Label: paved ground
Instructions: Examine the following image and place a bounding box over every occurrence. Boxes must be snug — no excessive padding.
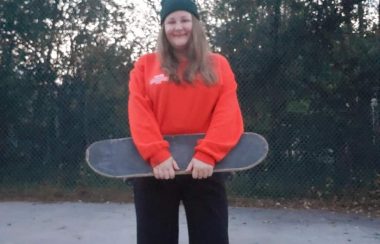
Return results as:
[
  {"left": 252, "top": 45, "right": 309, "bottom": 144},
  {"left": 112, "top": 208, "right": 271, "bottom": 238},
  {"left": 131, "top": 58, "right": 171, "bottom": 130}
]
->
[{"left": 0, "top": 202, "right": 379, "bottom": 244}]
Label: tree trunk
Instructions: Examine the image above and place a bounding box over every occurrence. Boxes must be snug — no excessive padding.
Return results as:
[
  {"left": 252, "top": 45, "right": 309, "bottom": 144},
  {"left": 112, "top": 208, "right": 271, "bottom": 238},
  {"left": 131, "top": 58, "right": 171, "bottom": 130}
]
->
[
  {"left": 378, "top": 1, "right": 380, "bottom": 30},
  {"left": 342, "top": 0, "right": 354, "bottom": 32},
  {"left": 358, "top": 1, "right": 364, "bottom": 35}
]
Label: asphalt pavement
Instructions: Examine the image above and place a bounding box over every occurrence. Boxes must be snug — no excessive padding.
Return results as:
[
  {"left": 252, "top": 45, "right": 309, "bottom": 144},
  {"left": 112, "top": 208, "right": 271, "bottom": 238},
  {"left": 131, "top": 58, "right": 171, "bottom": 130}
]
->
[{"left": 0, "top": 202, "right": 379, "bottom": 244}]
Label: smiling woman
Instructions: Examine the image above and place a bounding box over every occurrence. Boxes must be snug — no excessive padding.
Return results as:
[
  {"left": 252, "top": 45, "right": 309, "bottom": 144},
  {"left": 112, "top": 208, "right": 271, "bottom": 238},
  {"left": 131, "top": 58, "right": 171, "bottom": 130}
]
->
[
  {"left": 127, "top": 0, "right": 244, "bottom": 243},
  {"left": 157, "top": 2, "right": 217, "bottom": 85},
  {"left": 163, "top": 11, "right": 193, "bottom": 51}
]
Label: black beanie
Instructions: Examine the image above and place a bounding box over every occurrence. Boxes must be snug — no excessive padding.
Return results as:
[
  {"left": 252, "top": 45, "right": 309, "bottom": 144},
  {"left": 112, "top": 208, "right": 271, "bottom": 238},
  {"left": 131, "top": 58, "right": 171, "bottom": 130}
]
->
[{"left": 160, "top": 0, "right": 199, "bottom": 24}]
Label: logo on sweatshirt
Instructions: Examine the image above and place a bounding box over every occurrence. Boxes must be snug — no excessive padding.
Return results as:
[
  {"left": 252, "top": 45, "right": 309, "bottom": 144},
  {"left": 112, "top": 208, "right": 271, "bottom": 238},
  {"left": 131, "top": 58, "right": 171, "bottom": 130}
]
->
[{"left": 149, "top": 74, "right": 169, "bottom": 85}]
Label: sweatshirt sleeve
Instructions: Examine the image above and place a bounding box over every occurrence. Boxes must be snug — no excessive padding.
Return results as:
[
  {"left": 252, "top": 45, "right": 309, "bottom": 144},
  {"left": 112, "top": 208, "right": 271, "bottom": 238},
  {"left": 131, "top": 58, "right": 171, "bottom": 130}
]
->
[
  {"left": 128, "top": 57, "right": 171, "bottom": 167},
  {"left": 193, "top": 55, "right": 244, "bottom": 165}
]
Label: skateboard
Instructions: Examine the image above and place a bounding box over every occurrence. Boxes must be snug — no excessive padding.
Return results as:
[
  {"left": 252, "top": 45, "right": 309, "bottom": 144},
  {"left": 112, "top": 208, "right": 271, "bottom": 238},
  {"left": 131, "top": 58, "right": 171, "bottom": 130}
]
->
[{"left": 86, "top": 132, "right": 268, "bottom": 179}]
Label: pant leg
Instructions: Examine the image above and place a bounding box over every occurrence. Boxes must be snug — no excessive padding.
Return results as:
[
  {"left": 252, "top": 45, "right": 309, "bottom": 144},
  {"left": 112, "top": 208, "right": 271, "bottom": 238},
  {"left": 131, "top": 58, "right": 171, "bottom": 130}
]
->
[
  {"left": 181, "top": 174, "right": 229, "bottom": 244},
  {"left": 133, "top": 177, "right": 181, "bottom": 244}
]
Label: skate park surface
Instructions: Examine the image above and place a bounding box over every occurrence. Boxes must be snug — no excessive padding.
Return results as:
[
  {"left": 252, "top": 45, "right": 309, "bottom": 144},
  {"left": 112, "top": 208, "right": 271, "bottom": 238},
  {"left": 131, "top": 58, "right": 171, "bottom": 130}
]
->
[{"left": 1, "top": 202, "right": 379, "bottom": 244}]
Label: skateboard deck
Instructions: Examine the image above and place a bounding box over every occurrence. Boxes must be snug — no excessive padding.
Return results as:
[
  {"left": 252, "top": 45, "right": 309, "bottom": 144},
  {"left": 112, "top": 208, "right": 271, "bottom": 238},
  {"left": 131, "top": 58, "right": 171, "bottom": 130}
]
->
[{"left": 86, "top": 132, "right": 268, "bottom": 179}]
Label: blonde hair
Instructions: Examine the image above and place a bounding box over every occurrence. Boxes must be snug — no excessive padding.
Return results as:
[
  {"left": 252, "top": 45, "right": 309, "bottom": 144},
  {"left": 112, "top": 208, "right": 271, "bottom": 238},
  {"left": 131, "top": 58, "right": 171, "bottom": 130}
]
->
[{"left": 156, "top": 16, "right": 217, "bottom": 85}]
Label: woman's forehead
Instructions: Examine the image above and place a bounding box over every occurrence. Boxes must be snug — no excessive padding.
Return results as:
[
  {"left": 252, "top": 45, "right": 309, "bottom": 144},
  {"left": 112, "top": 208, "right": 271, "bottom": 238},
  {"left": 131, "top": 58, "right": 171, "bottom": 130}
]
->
[{"left": 165, "top": 10, "right": 192, "bottom": 20}]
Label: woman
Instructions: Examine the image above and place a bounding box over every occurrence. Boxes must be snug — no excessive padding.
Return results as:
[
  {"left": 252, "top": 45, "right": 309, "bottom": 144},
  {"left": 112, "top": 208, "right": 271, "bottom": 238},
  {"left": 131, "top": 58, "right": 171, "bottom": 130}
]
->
[{"left": 128, "top": 0, "right": 244, "bottom": 243}]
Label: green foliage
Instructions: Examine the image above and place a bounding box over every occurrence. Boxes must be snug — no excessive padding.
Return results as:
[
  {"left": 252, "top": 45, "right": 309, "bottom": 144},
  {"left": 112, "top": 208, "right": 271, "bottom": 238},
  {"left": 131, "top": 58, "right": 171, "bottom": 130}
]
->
[
  {"left": 0, "top": 0, "right": 135, "bottom": 186},
  {"left": 211, "top": 0, "right": 380, "bottom": 197}
]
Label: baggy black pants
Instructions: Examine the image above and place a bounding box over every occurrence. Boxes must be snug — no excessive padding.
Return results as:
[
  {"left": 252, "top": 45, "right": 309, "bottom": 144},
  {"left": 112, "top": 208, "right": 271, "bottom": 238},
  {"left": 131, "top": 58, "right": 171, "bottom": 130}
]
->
[{"left": 133, "top": 174, "right": 229, "bottom": 244}]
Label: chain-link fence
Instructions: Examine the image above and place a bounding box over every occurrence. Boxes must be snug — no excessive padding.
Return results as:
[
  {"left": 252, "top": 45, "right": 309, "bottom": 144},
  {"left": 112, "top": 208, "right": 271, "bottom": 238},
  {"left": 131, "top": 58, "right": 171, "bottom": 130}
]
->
[{"left": 1, "top": 1, "right": 380, "bottom": 211}]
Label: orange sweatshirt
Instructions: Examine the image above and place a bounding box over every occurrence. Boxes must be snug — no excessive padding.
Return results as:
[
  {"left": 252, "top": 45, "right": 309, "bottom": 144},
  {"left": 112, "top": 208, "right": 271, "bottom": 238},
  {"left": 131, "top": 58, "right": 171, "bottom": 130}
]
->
[{"left": 128, "top": 52, "right": 244, "bottom": 167}]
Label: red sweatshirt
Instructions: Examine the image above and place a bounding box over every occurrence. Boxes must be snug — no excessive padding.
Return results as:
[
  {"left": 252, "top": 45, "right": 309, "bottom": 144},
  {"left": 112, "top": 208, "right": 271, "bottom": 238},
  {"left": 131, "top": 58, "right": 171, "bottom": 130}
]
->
[{"left": 128, "top": 52, "right": 244, "bottom": 167}]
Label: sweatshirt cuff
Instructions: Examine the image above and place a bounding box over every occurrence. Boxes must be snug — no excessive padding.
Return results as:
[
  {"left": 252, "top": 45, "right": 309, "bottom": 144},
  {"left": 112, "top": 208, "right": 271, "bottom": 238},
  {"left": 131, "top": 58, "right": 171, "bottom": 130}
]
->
[
  {"left": 150, "top": 149, "right": 171, "bottom": 167},
  {"left": 194, "top": 151, "right": 216, "bottom": 166}
]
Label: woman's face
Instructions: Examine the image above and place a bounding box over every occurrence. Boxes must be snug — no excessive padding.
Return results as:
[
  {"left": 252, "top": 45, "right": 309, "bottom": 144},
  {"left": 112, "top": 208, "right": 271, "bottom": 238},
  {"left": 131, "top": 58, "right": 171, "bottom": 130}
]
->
[{"left": 163, "top": 11, "right": 193, "bottom": 52}]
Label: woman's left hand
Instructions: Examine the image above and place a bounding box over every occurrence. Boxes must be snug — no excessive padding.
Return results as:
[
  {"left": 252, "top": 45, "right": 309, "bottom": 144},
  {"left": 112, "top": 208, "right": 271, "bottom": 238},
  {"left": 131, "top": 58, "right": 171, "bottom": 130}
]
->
[{"left": 185, "top": 158, "right": 214, "bottom": 179}]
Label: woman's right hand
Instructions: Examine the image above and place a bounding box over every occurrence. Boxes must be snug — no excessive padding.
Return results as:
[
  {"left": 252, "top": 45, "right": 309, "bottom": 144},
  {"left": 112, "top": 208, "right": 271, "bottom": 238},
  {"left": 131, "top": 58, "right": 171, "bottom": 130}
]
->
[{"left": 153, "top": 157, "right": 179, "bottom": 180}]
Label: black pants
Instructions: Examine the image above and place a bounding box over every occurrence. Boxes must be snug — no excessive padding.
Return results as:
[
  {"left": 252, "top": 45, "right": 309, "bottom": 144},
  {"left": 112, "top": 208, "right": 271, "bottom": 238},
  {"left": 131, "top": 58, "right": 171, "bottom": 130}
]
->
[{"left": 133, "top": 174, "right": 229, "bottom": 244}]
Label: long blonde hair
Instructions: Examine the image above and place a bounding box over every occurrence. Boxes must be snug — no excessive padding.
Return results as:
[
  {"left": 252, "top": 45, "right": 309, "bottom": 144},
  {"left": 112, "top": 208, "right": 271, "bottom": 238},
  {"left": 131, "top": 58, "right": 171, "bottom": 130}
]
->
[{"left": 156, "top": 16, "right": 217, "bottom": 85}]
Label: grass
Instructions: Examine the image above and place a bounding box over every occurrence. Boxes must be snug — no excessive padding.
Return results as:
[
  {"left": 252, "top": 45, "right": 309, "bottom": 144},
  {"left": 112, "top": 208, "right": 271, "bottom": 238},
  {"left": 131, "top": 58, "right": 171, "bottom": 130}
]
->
[{"left": 0, "top": 184, "right": 134, "bottom": 203}]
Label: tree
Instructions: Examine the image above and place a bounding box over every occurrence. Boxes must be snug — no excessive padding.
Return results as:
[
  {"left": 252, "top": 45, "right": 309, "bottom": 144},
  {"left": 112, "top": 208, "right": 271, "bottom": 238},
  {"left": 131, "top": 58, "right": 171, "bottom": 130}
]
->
[
  {"left": 0, "top": 0, "right": 137, "bottom": 185},
  {"left": 208, "top": 0, "right": 380, "bottom": 197}
]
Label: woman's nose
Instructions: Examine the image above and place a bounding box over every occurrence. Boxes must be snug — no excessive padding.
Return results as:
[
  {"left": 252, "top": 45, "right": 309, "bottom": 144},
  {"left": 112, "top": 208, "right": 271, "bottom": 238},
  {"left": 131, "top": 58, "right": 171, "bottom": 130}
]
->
[{"left": 173, "top": 22, "right": 183, "bottom": 30}]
